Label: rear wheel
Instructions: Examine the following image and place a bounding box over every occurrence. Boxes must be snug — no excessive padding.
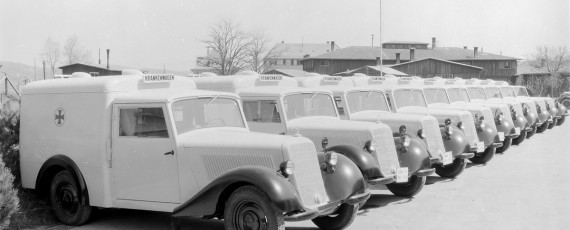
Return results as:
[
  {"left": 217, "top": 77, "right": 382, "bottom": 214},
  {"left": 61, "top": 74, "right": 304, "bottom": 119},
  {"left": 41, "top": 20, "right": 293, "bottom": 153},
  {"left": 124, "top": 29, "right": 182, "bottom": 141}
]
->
[
  {"left": 224, "top": 186, "right": 284, "bottom": 230},
  {"left": 386, "top": 175, "right": 426, "bottom": 197},
  {"left": 435, "top": 158, "right": 466, "bottom": 178},
  {"left": 526, "top": 125, "right": 537, "bottom": 138},
  {"left": 311, "top": 203, "right": 358, "bottom": 230},
  {"left": 557, "top": 115, "right": 566, "bottom": 125},
  {"left": 548, "top": 118, "right": 558, "bottom": 129},
  {"left": 469, "top": 147, "right": 495, "bottom": 164},
  {"left": 512, "top": 129, "right": 527, "bottom": 145},
  {"left": 537, "top": 123, "right": 549, "bottom": 133},
  {"left": 496, "top": 137, "right": 512, "bottom": 153},
  {"left": 49, "top": 170, "right": 92, "bottom": 226}
]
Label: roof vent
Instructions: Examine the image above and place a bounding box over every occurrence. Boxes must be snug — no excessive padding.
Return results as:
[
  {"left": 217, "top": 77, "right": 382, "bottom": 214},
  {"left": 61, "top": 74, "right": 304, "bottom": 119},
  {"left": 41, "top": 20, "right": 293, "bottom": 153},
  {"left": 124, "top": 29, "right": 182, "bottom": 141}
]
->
[
  {"left": 71, "top": 72, "right": 92, "bottom": 78},
  {"left": 122, "top": 69, "right": 143, "bottom": 76}
]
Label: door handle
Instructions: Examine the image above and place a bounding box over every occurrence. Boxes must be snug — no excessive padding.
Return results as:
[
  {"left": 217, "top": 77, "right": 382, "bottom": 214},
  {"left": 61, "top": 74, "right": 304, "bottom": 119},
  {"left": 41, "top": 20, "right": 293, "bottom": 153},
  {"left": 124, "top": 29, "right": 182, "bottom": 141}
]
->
[{"left": 164, "top": 150, "right": 174, "bottom": 155}]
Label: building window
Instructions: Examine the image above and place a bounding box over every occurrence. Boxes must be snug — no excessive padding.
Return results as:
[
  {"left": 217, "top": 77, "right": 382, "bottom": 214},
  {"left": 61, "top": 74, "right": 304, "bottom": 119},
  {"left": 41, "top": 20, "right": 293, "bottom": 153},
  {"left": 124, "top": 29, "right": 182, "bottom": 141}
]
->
[
  {"left": 89, "top": 72, "right": 99, "bottom": 77},
  {"left": 290, "top": 59, "right": 294, "bottom": 65},
  {"left": 306, "top": 61, "right": 313, "bottom": 69},
  {"left": 270, "top": 60, "right": 277, "bottom": 65},
  {"left": 283, "top": 59, "right": 286, "bottom": 65},
  {"left": 441, "top": 74, "right": 453, "bottom": 79},
  {"left": 321, "top": 60, "right": 329, "bottom": 66},
  {"left": 502, "top": 61, "right": 512, "bottom": 69}
]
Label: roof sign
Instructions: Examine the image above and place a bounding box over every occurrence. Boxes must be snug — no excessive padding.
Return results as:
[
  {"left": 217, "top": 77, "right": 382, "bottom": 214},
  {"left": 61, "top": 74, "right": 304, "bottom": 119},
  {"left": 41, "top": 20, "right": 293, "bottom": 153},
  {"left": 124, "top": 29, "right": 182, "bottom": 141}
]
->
[
  {"left": 424, "top": 79, "right": 436, "bottom": 85},
  {"left": 259, "top": 74, "right": 283, "bottom": 81},
  {"left": 370, "top": 76, "right": 386, "bottom": 81},
  {"left": 444, "top": 80, "right": 455, "bottom": 85},
  {"left": 323, "top": 76, "right": 342, "bottom": 82},
  {"left": 143, "top": 74, "right": 175, "bottom": 83},
  {"left": 399, "top": 77, "right": 413, "bottom": 81}
]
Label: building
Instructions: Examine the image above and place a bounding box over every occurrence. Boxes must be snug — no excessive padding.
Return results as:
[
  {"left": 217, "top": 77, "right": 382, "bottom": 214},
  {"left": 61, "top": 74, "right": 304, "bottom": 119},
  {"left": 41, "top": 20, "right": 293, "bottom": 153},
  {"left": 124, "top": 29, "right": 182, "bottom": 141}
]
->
[
  {"left": 301, "top": 39, "right": 519, "bottom": 80},
  {"left": 59, "top": 63, "right": 121, "bottom": 77},
  {"left": 334, "top": 65, "right": 408, "bottom": 77},
  {"left": 390, "top": 58, "right": 483, "bottom": 79},
  {"left": 265, "top": 41, "right": 341, "bottom": 71}
]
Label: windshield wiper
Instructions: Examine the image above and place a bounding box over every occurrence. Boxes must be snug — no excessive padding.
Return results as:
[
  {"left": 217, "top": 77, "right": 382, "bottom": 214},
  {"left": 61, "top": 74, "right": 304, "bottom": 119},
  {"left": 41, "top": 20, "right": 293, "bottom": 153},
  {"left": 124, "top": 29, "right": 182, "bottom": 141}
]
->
[{"left": 207, "top": 94, "right": 219, "bottom": 104}]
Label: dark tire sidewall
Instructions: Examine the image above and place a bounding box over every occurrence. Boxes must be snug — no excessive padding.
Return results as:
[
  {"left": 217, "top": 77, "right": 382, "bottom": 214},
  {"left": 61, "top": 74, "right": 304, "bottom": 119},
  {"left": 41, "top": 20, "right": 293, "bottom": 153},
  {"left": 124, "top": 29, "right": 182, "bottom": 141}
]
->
[
  {"left": 311, "top": 203, "right": 358, "bottom": 230},
  {"left": 224, "top": 186, "right": 284, "bottom": 230},
  {"left": 49, "top": 170, "right": 91, "bottom": 226},
  {"left": 435, "top": 158, "right": 466, "bottom": 178},
  {"left": 386, "top": 175, "right": 426, "bottom": 197}
]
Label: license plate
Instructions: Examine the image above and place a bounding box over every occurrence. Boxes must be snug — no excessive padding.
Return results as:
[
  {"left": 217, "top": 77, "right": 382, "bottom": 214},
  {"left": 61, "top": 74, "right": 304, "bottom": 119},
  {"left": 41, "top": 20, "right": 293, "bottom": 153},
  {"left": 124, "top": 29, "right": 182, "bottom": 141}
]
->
[
  {"left": 515, "top": 127, "right": 521, "bottom": 135},
  {"left": 442, "top": 151, "right": 453, "bottom": 165},
  {"left": 498, "top": 132, "right": 505, "bottom": 141},
  {"left": 396, "top": 167, "right": 408, "bottom": 183},
  {"left": 477, "top": 141, "right": 485, "bottom": 152}
]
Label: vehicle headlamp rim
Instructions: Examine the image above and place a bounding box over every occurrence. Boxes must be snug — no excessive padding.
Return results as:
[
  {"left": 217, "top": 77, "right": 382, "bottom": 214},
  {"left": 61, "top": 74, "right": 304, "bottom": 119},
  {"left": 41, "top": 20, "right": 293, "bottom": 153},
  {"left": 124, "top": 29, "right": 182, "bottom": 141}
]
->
[
  {"left": 280, "top": 160, "right": 295, "bottom": 177},
  {"left": 417, "top": 129, "right": 425, "bottom": 139}
]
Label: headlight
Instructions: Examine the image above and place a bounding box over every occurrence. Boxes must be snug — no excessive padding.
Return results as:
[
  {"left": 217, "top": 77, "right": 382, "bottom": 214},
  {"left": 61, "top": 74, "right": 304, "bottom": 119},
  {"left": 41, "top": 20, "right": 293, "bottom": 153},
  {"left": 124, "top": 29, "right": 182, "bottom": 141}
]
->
[
  {"left": 280, "top": 160, "right": 295, "bottom": 178},
  {"left": 446, "top": 126, "right": 453, "bottom": 135},
  {"left": 457, "top": 121, "right": 464, "bottom": 130},
  {"left": 399, "top": 125, "right": 407, "bottom": 134},
  {"left": 364, "top": 140, "right": 376, "bottom": 153},
  {"left": 325, "top": 152, "right": 338, "bottom": 166},
  {"left": 510, "top": 105, "right": 517, "bottom": 120},
  {"left": 522, "top": 103, "right": 529, "bottom": 116},
  {"left": 546, "top": 102, "right": 551, "bottom": 110},
  {"left": 402, "top": 135, "right": 411, "bottom": 147},
  {"left": 536, "top": 104, "right": 542, "bottom": 113},
  {"left": 444, "top": 118, "right": 452, "bottom": 126},
  {"left": 495, "top": 110, "right": 504, "bottom": 125},
  {"left": 417, "top": 129, "right": 425, "bottom": 139}
]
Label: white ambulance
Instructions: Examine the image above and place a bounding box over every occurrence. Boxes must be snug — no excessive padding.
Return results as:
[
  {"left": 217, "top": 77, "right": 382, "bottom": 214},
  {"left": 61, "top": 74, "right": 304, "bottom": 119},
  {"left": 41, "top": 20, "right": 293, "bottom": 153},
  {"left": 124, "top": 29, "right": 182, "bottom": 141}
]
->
[{"left": 19, "top": 71, "right": 368, "bottom": 230}]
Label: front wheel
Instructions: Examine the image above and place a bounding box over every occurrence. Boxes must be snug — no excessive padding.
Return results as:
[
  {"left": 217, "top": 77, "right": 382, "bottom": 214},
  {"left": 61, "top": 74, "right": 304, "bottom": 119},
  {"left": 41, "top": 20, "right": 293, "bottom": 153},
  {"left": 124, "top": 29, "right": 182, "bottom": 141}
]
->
[
  {"left": 224, "top": 186, "right": 285, "bottom": 230},
  {"left": 537, "top": 123, "right": 549, "bottom": 133},
  {"left": 526, "top": 125, "right": 537, "bottom": 138},
  {"left": 496, "top": 137, "right": 512, "bottom": 153},
  {"left": 548, "top": 118, "right": 558, "bottom": 129},
  {"left": 386, "top": 175, "right": 426, "bottom": 197},
  {"left": 311, "top": 203, "right": 358, "bottom": 230},
  {"left": 469, "top": 147, "right": 495, "bottom": 164},
  {"left": 557, "top": 115, "right": 566, "bottom": 125},
  {"left": 49, "top": 170, "right": 92, "bottom": 226},
  {"left": 512, "top": 129, "right": 528, "bottom": 145},
  {"left": 435, "top": 158, "right": 466, "bottom": 178}
]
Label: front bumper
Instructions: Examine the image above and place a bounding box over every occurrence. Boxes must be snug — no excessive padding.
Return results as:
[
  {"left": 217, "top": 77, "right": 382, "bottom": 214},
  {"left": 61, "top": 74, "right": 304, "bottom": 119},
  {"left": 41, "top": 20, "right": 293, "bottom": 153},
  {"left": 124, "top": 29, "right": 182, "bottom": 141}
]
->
[
  {"left": 345, "top": 188, "right": 372, "bottom": 205},
  {"left": 367, "top": 175, "right": 395, "bottom": 185},
  {"left": 491, "top": 142, "right": 503, "bottom": 148},
  {"left": 413, "top": 168, "right": 435, "bottom": 177},
  {"left": 456, "top": 152, "right": 475, "bottom": 159},
  {"left": 285, "top": 207, "right": 320, "bottom": 221}
]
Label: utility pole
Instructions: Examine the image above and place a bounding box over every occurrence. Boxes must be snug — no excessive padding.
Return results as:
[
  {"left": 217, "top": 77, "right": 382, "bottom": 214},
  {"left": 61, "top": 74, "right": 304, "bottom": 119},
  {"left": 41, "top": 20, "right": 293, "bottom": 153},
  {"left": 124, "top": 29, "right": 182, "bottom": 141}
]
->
[
  {"left": 371, "top": 34, "right": 374, "bottom": 47},
  {"left": 43, "top": 61, "right": 46, "bottom": 80},
  {"left": 379, "top": 0, "right": 383, "bottom": 75}
]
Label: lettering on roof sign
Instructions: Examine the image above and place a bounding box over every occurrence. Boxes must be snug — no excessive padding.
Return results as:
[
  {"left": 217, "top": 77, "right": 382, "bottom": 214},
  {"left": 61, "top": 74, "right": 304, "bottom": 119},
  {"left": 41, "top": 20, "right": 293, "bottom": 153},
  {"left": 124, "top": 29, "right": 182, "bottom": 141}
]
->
[
  {"left": 425, "top": 79, "right": 436, "bottom": 82},
  {"left": 259, "top": 75, "right": 283, "bottom": 81},
  {"left": 143, "top": 74, "right": 175, "bottom": 83},
  {"left": 444, "top": 80, "right": 455, "bottom": 85},
  {"left": 323, "top": 76, "right": 342, "bottom": 82},
  {"left": 399, "top": 77, "right": 413, "bottom": 81},
  {"left": 370, "top": 76, "right": 385, "bottom": 81}
]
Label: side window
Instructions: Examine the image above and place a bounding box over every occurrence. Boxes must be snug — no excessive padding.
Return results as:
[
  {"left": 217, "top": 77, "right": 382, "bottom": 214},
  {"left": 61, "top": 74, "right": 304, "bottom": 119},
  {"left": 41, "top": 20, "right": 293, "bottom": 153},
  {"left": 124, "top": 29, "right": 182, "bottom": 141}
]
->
[
  {"left": 242, "top": 100, "right": 281, "bottom": 123},
  {"left": 334, "top": 96, "right": 344, "bottom": 115},
  {"left": 119, "top": 108, "right": 169, "bottom": 138}
]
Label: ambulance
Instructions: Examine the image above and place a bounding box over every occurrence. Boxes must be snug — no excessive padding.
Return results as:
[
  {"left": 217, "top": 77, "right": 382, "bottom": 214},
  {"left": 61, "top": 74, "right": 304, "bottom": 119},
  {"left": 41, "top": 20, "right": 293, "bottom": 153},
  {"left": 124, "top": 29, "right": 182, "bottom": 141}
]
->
[
  {"left": 19, "top": 70, "right": 370, "bottom": 230},
  {"left": 351, "top": 75, "right": 476, "bottom": 178},
  {"left": 192, "top": 72, "right": 418, "bottom": 197},
  {"left": 511, "top": 85, "right": 568, "bottom": 127},
  {"left": 293, "top": 74, "right": 436, "bottom": 196}
]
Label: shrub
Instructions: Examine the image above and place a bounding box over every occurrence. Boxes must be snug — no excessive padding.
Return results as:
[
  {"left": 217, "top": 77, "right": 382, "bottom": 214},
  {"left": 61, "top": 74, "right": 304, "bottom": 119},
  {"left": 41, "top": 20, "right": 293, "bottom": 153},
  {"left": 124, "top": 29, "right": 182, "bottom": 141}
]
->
[
  {"left": 0, "top": 99, "right": 20, "bottom": 186},
  {"left": 0, "top": 158, "right": 20, "bottom": 229}
]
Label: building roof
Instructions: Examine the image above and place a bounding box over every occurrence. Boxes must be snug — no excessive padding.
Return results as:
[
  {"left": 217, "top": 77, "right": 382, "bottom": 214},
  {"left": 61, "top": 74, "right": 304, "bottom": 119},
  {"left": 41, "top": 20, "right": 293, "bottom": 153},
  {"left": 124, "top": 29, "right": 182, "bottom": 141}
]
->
[
  {"left": 305, "top": 46, "right": 519, "bottom": 61},
  {"left": 391, "top": 57, "right": 484, "bottom": 70},
  {"left": 58, "top": 63, "right": 121, "bottom": 71},
  {"left": 334, "top": 65, "right": 408, "bottom": 76},
  {"left": 383, "top": 41, "right": 429, "bottom": 45},
  {"left": 273, "top": 42, "right": 340, "bottom": 59}
]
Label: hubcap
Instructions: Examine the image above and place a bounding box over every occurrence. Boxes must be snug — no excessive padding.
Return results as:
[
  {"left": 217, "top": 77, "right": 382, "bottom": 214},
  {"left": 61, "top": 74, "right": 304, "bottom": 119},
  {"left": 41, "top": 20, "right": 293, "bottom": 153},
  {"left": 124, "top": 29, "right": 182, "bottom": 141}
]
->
[
  {"left": 234, "top": 200, "right": 267, "bottom": 230},
  {"left": 58, "top": 184, "right": 79, "bottom": 215}
]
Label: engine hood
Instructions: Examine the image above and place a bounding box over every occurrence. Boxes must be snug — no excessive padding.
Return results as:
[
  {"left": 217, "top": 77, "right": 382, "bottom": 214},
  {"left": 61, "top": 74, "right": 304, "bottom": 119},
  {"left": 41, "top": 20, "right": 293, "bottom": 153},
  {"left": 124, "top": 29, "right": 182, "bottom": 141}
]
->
[{"left": 287, "top": 116, "right": 391, "bottom": 134}]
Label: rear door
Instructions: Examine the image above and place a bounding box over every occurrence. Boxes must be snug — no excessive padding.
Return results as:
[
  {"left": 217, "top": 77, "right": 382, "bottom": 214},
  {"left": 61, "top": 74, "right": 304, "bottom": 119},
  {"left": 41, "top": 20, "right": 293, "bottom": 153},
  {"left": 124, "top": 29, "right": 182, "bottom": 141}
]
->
[{"left": 112, "top": 103, "right": 180, "bottom": 203}]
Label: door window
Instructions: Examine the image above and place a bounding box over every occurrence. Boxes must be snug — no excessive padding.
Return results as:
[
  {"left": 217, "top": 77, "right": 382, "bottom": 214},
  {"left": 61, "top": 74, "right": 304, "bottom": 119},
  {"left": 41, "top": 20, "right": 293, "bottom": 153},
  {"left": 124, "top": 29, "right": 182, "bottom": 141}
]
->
[
  {"left": 119, "top": 108, "right": 169, "bottom": 138},
  {"left": 243, "top": 100, "right": 281, "bottom": 123}
]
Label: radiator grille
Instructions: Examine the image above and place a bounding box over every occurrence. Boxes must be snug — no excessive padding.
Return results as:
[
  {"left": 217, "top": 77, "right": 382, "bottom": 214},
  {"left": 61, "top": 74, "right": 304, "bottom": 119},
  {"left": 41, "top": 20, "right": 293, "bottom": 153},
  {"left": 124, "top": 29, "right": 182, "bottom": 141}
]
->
[
  {"left": 460, "top": 113, "right": 479, "bottom": 146},
  {"left": 201, "top": 153, "right": 275, "bottom": 181},
  {"left": 287, "top": 142, "right": 329, "bottom": 208},
  {"left": 422, "top": 118, "right": 446, "bottom": 159},
  {"left": 372, "top": 128, "right": 400, "bottom": 176}
]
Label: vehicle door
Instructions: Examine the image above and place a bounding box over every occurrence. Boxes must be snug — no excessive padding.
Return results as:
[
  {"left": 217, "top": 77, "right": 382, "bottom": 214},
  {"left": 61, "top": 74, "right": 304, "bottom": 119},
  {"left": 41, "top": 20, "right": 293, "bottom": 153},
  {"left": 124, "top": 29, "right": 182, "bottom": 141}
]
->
[
  {"left": 112, "top": 103, "right": 180, "bottom": 203},
  {"left": 241, "top": 97, "right": 286, "bottom": 134}
]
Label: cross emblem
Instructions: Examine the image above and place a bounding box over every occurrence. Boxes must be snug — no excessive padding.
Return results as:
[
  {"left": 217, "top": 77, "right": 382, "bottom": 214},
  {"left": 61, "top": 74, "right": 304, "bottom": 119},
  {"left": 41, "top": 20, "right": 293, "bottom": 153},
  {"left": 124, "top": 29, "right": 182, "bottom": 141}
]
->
[{"left": 55, "top": 108, "right": 65, "bottom": 127}]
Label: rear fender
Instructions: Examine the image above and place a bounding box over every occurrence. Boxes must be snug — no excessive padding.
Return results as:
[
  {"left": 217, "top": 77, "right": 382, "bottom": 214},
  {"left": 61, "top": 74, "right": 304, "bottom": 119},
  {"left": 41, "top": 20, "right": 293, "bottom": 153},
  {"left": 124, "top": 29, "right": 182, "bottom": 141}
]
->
[
  {"left": 36, "top": 155, "right": 89, "bottom": 205},
  {"left": 172, "top": 166, "right": 303, "bottom": 218},
  {"left": 325, "top": 145, "right": 381, "bottom": 180}
]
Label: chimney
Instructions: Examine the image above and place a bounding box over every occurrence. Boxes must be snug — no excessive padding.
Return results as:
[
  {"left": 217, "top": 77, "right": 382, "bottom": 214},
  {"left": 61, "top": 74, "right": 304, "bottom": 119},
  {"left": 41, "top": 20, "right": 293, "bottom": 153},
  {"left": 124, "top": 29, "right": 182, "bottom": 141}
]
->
[
  {"left": 376, "top": 57, "right": 381, "bottom": 66},
  {"left": 432, "top": 37, "right": 436, "bottom": 49},
  {"left": 464, "top": 46, "right": 467, "bottom": 49},
  {"left": 98, "top": 48, "right": 101, "bottom": 65},
  {"left": 474, "top": 47, "right": 478, "bottom": 58},
  {"left": 331, "top": 41, "right": 335, "bottom": 52},
  {"left": 106, "top": 49, "right": 110, "bottom": 69},
  {"left": 409, "top": 48, "right": 415, "bottom": 61},
  {"left": 396, "top": 53, "right": 401, "bottom": 64}
]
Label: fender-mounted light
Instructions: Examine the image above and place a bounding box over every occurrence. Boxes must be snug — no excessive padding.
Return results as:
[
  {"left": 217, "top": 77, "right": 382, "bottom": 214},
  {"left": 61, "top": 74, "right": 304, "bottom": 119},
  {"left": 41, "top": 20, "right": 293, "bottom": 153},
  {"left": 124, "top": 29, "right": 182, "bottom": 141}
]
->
[
  {"left": 446, "top": 126, "right": 453, "bottom": 136},
  {"left": 445, "top": 118, "right": 452, "bottom": 126},
  {"left": 280, "top": 160, "right": 295, "bottom": 178},
  {"left": 402, "top": 135, "right": 411, "bottom": 147},
  {"left": 510, "top": 105, "right": 517, "bottom": 120},
  {"left": 399, "top": 125, "right": 407, "bottom": 134},
  {"left": 364, "top": 140, "right": 376, "bottom": 153},
  {"left": 495, "top": 110, "right": 504, "bottom": 125},
  {"left": 546, "top": 102, "right": 551, "bottom": 110},
  {"left": 457, "top": 121, "right": 464, "bottom": 130},
  {"left": 536, "top": 104, "right": 542, "bottom": 113},
  {"left": 321, "top": 137, "right": 329, "bottom": 150},
  {"left": 417, "top": 129, "right": 425, "bottom": 139}
]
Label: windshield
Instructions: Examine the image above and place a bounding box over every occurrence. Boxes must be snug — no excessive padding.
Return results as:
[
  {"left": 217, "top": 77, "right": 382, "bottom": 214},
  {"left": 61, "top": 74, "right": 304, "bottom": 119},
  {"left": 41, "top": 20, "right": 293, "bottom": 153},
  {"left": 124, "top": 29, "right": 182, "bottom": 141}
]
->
[
  {"left": 514, "top": 87, "right": 530, "bottom": 96},
  {"left": 467, "top": 88, "right": 487, "bottom": 100},
  {"left": 447, "top": 88, "right": 470, "bottom": 102},
  {"left": 393, "top": 89, "right": 427, "bottom": 108},
  {"left": 346, "top": 91, "right": 390, "bottom": 113},
  {"left": 423, "top": 88, "right": 450, "bottom": 104},
  {"left": 485, "top": 87, "right": 503, "bottom": 99},
  {"left": 283, "top": 93, "right": 337, "bottom": 120},
  {"left": 500, "top": 87, "right": 515, "bottom": 97},
  {"left": 171, "top": 97, "right": 245, "bottom": 134}
]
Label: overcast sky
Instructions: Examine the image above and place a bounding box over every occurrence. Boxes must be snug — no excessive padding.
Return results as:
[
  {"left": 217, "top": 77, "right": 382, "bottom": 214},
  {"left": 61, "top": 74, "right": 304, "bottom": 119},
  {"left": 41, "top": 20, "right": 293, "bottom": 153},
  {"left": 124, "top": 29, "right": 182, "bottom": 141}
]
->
[{"left": 1, "top": 0, "right": 568, "bottom": 71}]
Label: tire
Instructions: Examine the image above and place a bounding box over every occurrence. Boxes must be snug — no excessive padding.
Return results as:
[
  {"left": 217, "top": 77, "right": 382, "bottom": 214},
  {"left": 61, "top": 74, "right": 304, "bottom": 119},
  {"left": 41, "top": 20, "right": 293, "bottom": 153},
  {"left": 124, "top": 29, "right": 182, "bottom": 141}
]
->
[
  {"left": 435, "top": 158, "right": 466, "bottom": 178},
  {"left": 548, "top": 118, "right": 558, "bottom": 129},
  {"left": 496, "top": 137, "right": 512, "bottom": 153},
  {"left": 469, "top": 147, "right": 495, "bottom": 164},
  {"left": 512, "top": 129, "right": 527, "bottom": 145},
  {"left": 224, "top": 186, "right": 285, "bottom": 230},
  {"left": 49, "top": 170, "right": 92, "bottom": 226},
  {"left": 386, "top": 175, "right": 426, "bottom": 197},
  {"left": 536, "top": 123, "right": 549, "bottom": 133},
  {"left": 557, "top": 115, "right": 566, "bottom": 125},
  {"left": 311, "top": 203, "right": 358, "bottom": 230},
  {"left": 526, "top": 125, "right": 537, "bottom": 138},
  {"left": 562, "top": 100, "right": 570, "bottom": 108}
]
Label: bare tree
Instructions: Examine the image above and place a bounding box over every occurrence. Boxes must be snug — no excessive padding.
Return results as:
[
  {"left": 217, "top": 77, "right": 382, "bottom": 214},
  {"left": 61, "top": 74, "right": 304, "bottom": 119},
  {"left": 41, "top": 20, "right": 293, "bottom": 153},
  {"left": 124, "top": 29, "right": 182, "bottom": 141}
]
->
[
  {"left": 40, "top": 37, "right": 60, "bottom": 77},
  {"left": 202, "top": 19, "right": 252, "bottom": 75},
  {"left": 63, "top": 35, "right": 92, "bottom": 65},
  {"left": 526, "top": 46, "right": 570, "bottom": 96},
  {"left": 246, "top": 32, "right": 285, "bottom": 73}
]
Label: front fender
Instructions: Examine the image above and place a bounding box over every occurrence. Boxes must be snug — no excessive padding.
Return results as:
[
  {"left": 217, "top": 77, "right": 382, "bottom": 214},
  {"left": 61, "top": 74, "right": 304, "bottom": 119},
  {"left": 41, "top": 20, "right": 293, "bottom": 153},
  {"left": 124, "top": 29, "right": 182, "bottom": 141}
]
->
[
  {"left": 394, "top": 137, "right": 430, "bottom": 174},
  {"left": 478, "top": 123, "right": 498, "bottom": 146},
  {"left": 538, "top": 110, "right": 550, "bottom": 123},
  {"left": 513, "top": 114, "right": 529, "bottom": 130},
  {"left": 444, "top": 126, "right": 469, "bottom": 157},
  {"left": 173, "top": 166, "right": 303, "bottom": 218},
  {"left": 496, "top": 118, "right": 514, "bottom": 136},
  {"left": 319, "top": 153, "right": 367, "bottom": 202},
  {"left": 325, "top": 145, "right": 381, "bottom": 180},
  {"left": 524, "top": 111, "right": 538, "bottom": 126}
]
